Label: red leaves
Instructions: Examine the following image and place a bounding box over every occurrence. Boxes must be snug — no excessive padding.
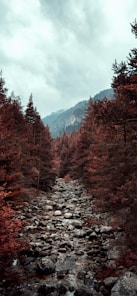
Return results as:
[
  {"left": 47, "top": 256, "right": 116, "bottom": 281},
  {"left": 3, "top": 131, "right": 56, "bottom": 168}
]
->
[
  {"left": 117, "top": 252, "right": 137, "bottom": 268},
  {"left": 128, "top": 107, "right": 137, "bottom": 114},
  {"left": 0, "top": 188, "right": 23, "bottom": 260}
]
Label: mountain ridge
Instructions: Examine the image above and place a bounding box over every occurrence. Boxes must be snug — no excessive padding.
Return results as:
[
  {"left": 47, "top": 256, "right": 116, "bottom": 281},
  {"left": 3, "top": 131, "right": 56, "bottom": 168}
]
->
[{"left": 42, "top": 88, "right": 114, "bottom": 137}]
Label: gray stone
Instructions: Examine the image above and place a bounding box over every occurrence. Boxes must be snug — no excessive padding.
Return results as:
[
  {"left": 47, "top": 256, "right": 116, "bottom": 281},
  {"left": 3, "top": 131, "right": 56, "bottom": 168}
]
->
[
  {"left": 45, "top": 205, "right": 53, "bottom": 211},
  {"left": 74, "top": 229, "right": 86, "bottom": 238},
  {"left": 36, "top": 258, "right": 56, "bottom": 275},
  {"left": 100, "top": 225, "right": 112, "bottom": 233},
  {"left": 68, "top": 224, "right": 74, "bottom": 231},
  {"left": 5, "top": 178, "right": 121, "bottom": 296},
  {"left": 74, "top": 286, "right": 93, "bottom": 296},
  {"left": 47, "top": 223, "right": 55, "bottom": 230},
  {"left": 58, "top": 248, "right": 67, "bottom": 253},
  {"left": 57, "top": 283, "right": 68, "bottom": 295},
  {"left": 54, "top": 210, "right": 62, "bottom": 216},
  {"left": 89, "top": 232, "right": 97, "bottom": 239},
  {"left": 108, "top": 247, "right": 121, "bottom": 260},
  {"left": 72, "top": 220, "right": 83, "bottom": 228},
  {"left": 37, "top": 283, "right": 55, "bottom": 295},
  {"left": 46, "top": 199, "right": 56, "bottom": 206},
  {"left": 104, "top": 276, "right": 118, "bottom": 287},
  {"left": 64, "top": 212, "right": 73, "bottom": 219},
  {"left": 111, "top": 271, "right": 137, "bottom": 296},
  {"left": 60, "top": 241, "right": 73, "bottom": 249}
]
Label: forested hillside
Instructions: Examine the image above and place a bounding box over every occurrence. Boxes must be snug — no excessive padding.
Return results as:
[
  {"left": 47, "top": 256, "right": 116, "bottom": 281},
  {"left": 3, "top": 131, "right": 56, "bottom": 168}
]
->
[
  {"left": 54, "top": 20, "right": 137, "bottom": 256},
  {"left": 0, "top": 78, "right": 55, "bottom": 271}
]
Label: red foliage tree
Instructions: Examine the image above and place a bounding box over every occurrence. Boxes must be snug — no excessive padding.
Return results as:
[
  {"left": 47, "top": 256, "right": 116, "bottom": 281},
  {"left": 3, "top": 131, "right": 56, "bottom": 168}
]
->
[
  {"left": 0, "top": 90, "right": 25, "bottom": 272},
  {"left": 37, "top": 125, "right": 56, "bottom": 191},
  {"left": 24, "top": 94, "right": 55, "bottom": 190},
  {"left": 54, "top": 131, "right": 79, "bottom": 179}
]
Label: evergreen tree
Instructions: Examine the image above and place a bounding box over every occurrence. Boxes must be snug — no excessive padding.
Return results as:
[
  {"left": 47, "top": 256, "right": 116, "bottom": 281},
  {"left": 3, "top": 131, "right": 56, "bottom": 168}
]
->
[
  {"left": 37, "top": 126, "right": 55, "bottom": 191},
  {"left": 0, "top": 71, "right": 8, "bottom": 107}
]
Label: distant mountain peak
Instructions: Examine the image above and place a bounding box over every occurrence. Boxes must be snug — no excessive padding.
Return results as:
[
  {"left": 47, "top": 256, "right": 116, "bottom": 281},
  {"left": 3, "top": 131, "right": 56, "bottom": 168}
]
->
[
  {"left": 42, "top": 88, "right": 114, "bottom": 137},
  {"left": 93, "top": 88, "right": 114, "bottom": 100}
]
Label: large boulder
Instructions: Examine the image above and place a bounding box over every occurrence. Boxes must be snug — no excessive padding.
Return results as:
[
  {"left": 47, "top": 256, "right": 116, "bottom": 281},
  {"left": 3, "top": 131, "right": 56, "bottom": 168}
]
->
[{"left": 111, "top": 271, "right": 137, "bottom": 296}]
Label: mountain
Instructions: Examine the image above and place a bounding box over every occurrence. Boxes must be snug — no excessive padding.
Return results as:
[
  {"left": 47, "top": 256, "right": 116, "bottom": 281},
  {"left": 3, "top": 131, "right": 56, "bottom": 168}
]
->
[
  {"left": 42, "top": 88, "right": 114, "bottom": 138},
  {"left": 43, "top": 100, "right": 88, "bottom": 138},
  {"left": 93, "top": 88, "right": 114, "bottom": 100}
]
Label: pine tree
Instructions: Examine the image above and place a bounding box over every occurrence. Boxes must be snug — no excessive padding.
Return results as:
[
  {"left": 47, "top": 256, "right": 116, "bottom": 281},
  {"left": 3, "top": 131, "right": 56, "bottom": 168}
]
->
[
  {"left": 37, "top": 126, "right": 55, "bottom": 191},
  {"left": 0, "top": 71, "right": 8, "bottom": 107}
]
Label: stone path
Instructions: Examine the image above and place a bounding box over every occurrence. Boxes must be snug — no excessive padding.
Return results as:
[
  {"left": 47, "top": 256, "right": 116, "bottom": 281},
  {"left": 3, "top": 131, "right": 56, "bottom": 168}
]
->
[{"left": 1, "top": 178, "right": 137, "bottom": 296}]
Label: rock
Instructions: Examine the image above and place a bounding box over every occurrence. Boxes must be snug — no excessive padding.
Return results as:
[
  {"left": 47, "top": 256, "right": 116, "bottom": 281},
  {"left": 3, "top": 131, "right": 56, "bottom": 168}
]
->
[
  {"left": 3, "top": 178, "right": 121, "bottom": 296},
  {"left": 111, "top": 271, "right": 137, "bottom": 296},
  {"left": 45, "top": 205, "right": 53, "bottom": 211},
  {"left": 87, "top": 250, "right": 95, "bottom": 256},
  {"left": 84, "top": 277, "right": 94, "bottom": 287},
  {"left": 100, "top": 225, "right": 112, "bottom": 233},
  {"left": 99, "top": 284, "right": 110, "bottom": 295},
  {"left": 77, "top": 271, "right": 86, "bottom": 280},
  {"left": 68, "top": 224, "right": 74, "bottom": 231},
  {"left": 66, "top": 203, "right": 75, "bottom": 210},
  {"left": 129, "top": 265, "right": 137, "bottom": 273},
  {"left": 108, "top": 247, "right": 121, "bottom": 260},
  {"left": 64, "top": 212, "right": 73, "bottom": 219},
  {"left": 94, "top": 227, "right": 100, "bottom": 233},
  {"left": 88, "top": 232, "right": 97, "bottom": 240},
  {"left": 57, "top": 270, "right": 68, "bottom": 279},
  {"left": 58, "top": 247, "right": 67, "bottom": 253},
  {"left": 60, "top": 241, "right": 73, "bottom": 249},
  {"left": 54, "top": 210, "right": 62, "bottom": 216},
  {"left": 46, "top": 199, "right": 56, "bottom": 206},
  {"left": 58, "top": 198, "right": 66, "bottom": 203},
  {"left": 18, "top": 215, "right": 26, "bottom": 220},
  {"left": 37, "top": 284, "right": 55, "bottom": 295},
  {"left": 57, "top": 283, "right": 68, "bottom": 295},
  {"left": 72, "top": 220, "right": 83, "bottom": 228},
  {"left": 36, "top": 258, "right": 56, "bottom": 275},
  {"left": 25, "top": 225, "right": 37, "bottom": 230},
  {"left": 74, "top": 229, "right": 86, "bottom": 238},
  {"left": 104, "top": 276, "right": 118, "bottom": 287},
  {"left": 74, "top": 286, "right": 93, "bottom": 296},
  {"left": 47, "top": 223, "right": 55, "bottom": 230},
  {"left": 56, "top": 203, "right": 65, "bottom": 210}
]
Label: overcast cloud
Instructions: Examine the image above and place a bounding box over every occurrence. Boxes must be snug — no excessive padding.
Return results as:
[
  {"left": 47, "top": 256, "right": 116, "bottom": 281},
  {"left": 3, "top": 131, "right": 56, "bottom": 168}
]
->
[{"left": 0, "top": 0, "right": 137, "bottom": 117}]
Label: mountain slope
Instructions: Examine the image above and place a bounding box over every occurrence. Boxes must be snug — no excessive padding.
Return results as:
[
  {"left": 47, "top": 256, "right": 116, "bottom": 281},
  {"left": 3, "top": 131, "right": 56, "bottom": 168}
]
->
[
  {"left": 93, "top": 88, "right": 114, "bottom": 100},
  {"left": 42, "top": 88, "right": 114, "bottom": 137},
  {"left": 43, "top": 100, "right": 88, "bottom": 137}
]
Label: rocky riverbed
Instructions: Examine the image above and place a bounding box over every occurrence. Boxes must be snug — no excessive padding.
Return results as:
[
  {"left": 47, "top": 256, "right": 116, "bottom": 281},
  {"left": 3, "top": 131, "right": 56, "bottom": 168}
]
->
[{"left": 1, "top": 178, "right": 137, "bottom": 296}]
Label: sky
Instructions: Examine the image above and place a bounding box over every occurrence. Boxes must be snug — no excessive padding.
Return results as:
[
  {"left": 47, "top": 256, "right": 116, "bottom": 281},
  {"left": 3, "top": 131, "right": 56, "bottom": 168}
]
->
[{"left": 0, "top": 0, "right": 137, "bottom": 117}]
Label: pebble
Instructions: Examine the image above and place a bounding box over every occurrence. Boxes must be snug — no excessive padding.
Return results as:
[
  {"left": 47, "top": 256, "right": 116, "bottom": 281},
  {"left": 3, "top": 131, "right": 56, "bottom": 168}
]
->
[
  {"left": 5, "top": 178, "right": 126, "bottom": 296},
  {"left": 64, "top": 212, "right": 73, "bottom": 219},
  {"left": 54, "top": 210, "right": 62, "bottom": 216}
]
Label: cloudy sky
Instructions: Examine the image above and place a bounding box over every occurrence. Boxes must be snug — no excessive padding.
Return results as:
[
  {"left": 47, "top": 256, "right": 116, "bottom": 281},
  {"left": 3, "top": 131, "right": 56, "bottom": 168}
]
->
[{"left": 0, "top": 0, "right": 137, "bottom": 117}]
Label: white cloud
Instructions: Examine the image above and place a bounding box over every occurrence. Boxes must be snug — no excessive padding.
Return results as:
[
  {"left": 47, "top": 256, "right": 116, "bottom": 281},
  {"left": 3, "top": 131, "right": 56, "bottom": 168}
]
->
[{"left": 0, "top": 0, "right": 137, "bottom": 117}]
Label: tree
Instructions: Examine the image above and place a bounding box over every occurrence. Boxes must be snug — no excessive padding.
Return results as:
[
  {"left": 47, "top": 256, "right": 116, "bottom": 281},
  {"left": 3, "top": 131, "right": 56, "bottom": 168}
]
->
[
  {"left": 71, "top": 99, "right": 98, "bottom": 186},
  {"left": 109, "top": 21, "right": 137, "bottom": 249},
  {"left": 0, "top": 99, "right": 24, "bottom": 198},
  {"left": 23, "top": 95, "right": 41, "bottom": 185},
  {"left": 0, "top": 98, "right": 25, "bottom": 274},
  {"left": 0, "top": 71, "right": 8, "bottom": 107},
  {"left": 25, "top": 93, "right": 38, "bottom": 124},
  {"left": 24, "top": 95, "right": 55, "bottom": 190},
  {"left": 131, "top": 19, "right": 137, "bottom": 38},
  {"left": 37, "top": 126, "right": 55, "bottom": 191}
]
